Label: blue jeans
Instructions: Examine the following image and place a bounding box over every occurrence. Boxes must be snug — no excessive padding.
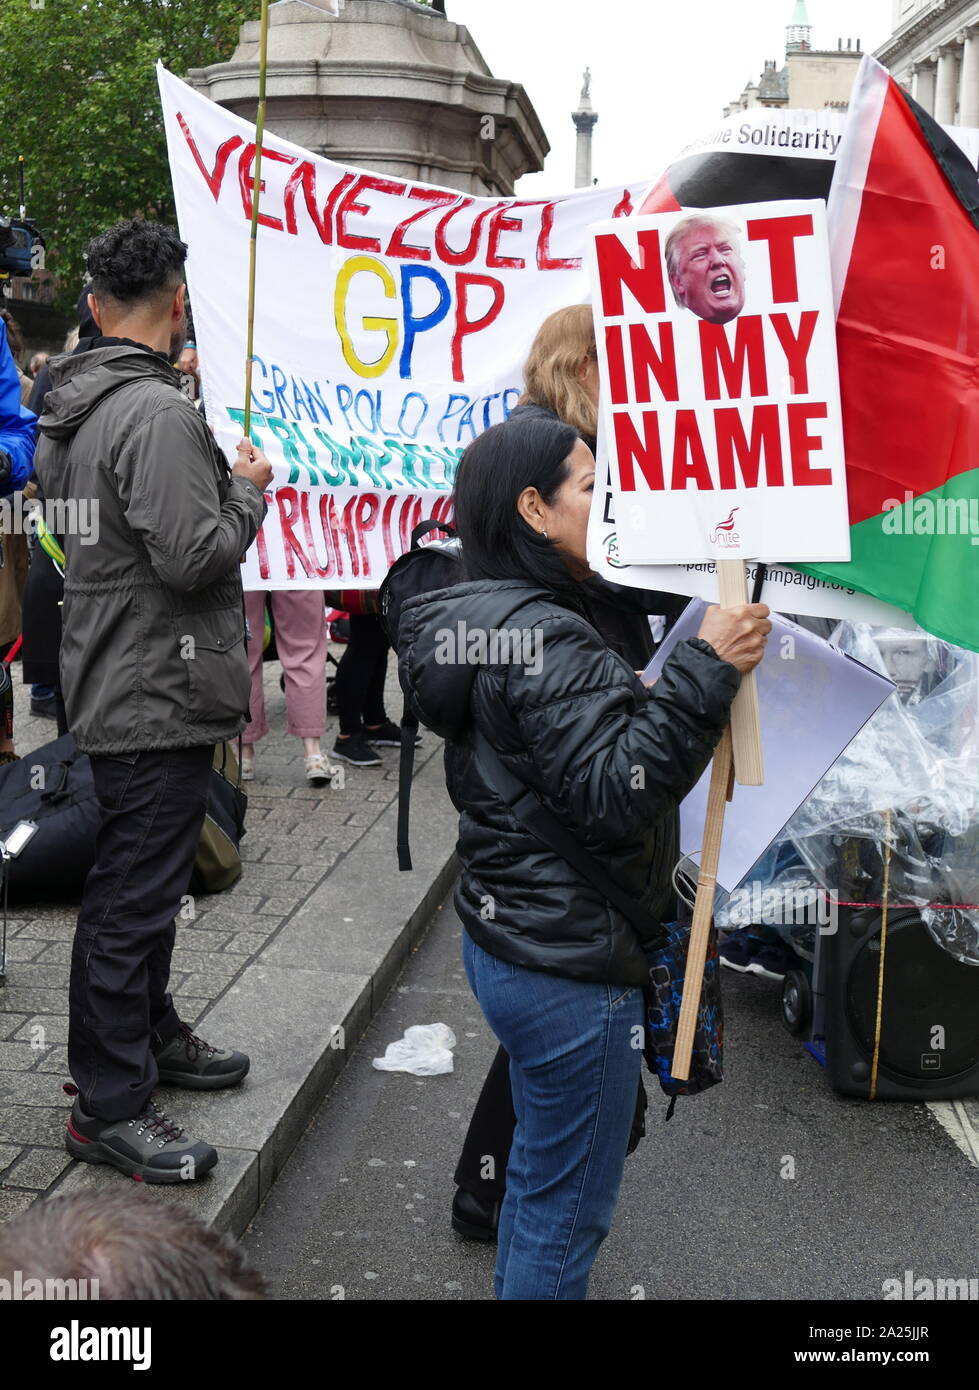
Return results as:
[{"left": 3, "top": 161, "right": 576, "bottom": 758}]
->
[{"left": 463, "top": 932, "right": 644, "bottom": 1300}]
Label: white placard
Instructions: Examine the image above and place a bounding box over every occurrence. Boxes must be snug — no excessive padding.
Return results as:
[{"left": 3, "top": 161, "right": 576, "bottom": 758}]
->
[
  {"left": 646, "top": 602, "right": 894, "bottom": 892},
  {"left": 587, "top": 200, "right": 850, "bottom": 565}
]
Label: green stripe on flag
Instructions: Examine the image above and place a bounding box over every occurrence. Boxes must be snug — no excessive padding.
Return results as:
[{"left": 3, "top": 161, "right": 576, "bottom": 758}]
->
[{"left": 800, "top": 468, "right": 979, "bottom": 653}]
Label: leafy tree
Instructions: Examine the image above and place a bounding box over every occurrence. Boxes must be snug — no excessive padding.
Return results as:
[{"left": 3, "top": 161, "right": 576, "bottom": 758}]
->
[{"left": 0, "top": 0, "right": 256, "bottom": 308}]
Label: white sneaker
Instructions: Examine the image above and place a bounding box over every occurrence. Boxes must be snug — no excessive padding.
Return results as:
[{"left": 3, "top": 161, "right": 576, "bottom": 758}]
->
[
  {"left": 305, "top": 753, "right": 340, "bottom": 787},
  {"left": 240, "top": 752, "right": 255, "bottom": 782}
]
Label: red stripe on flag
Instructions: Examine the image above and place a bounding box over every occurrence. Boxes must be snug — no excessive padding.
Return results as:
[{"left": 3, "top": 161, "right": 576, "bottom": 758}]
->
[
  {"left": 638, "top": 173, "right": 682, "bottom": 215},
  {"left": 837, "top": 78, "right": 979, "bottom": 526}
]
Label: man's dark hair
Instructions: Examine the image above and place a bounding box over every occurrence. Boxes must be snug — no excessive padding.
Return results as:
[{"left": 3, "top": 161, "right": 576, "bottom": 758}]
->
[
  {"left": 86, "top": 218, "right": 187, "bottom": 307},
  {"left": 453, "top": 414, "right": 584, "bottom": 604},
  {"left": 0, "top": 1188, "right": 267, "bottom": 1300}
]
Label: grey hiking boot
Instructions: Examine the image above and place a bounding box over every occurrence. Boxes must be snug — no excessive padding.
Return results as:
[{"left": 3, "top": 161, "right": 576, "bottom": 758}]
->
[
  {"left": 153, "top": 1022, "right": 250, "bottom": 1091},
  {"left": 65, "top": 1091, "right": 218, "bottom": 1184}
]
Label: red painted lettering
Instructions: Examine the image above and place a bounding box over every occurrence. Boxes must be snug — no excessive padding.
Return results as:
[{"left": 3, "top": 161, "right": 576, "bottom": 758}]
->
[
  {"left": 769, "top": 311, "right": 819, "bottom": 394},
  {"left": 537, "top": 201, "right": 582, "bottom": 271},
  {"left": 451, "top": 274, "right": 505, "bottom": 381},
  {"left": 336, "top": 174, "right": 408, "bottom": 252},
  {"left": 714, "top": 405, "right": 784, "bottom": 488},
  {"left": 699, "top": 317, "right": 768, "bottom": 400},
  {"left": 176, "top": 116, "right": 242, "bottom": 201},
  {"left": 284, "top": 165, "right": 353, "bottom": 243},
  {"left": 788, "top": 402, "right": 832, "bottom": 485},
  {"left": 596, "top": 230, "right": 666, "bottom": 317},
  {"left": 238, "top": 144, "right": 297, "bottom": 230},
  {"left": 612, "top": 411, "right": 664, "bottom": 491},
  {"left": 747, "top": 214, "right": 814, "bottom": 304},
  {"left": 385, "top": 188, "right": 460, "bottom": 262},
  {"left": 671, "top": 412, "right": 713, "bottom": 490}
]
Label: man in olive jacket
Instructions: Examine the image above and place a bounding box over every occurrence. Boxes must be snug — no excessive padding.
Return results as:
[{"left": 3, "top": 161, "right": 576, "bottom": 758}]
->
[{"left": 35, "top": 220, "right": 272, "bottom": 1183}]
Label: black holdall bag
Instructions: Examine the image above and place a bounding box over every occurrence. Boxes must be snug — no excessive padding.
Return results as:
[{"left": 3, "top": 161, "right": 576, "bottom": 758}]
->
[
  {"left": 0, "top": 733, "right": 98, "bottom": 900},
  {"left": 0, "top": 735, "right": 247, "bottom": 901},
  {"left": 190, "top": 741, "right": 248, "bottom": 895}
]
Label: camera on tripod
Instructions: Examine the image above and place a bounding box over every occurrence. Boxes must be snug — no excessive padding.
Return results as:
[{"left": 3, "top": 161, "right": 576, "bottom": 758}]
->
[
  {"left": 0, "top": 216, "right": 45, "bottom": 281},
  {"left": 1, "top": 156, "right": 46, "bottom": 287}
]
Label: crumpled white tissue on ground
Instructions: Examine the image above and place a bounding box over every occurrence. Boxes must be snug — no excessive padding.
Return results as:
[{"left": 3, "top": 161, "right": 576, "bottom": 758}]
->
[{"left": 371, "top": 1023, "right": 457, "bottom": 1076}]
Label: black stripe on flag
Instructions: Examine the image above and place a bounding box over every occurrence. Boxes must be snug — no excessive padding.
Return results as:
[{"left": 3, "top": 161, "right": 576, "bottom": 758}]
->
[
  {"left": 667, "top": 152, "right": 833, "bottom": 208},
  {"left": 901, "top": 88, "right": 979, "bottom": 231}
]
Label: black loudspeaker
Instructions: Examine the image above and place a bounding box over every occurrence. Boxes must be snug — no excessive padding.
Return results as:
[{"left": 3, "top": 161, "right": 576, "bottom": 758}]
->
[{"left": 822, "top": 906, "right": 979, "bottom": 1100}]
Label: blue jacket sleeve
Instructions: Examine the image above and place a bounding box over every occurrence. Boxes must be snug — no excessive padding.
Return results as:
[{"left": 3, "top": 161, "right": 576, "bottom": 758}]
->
[{"left": 0, "top": 319, "right": 36, "bottom": 492}]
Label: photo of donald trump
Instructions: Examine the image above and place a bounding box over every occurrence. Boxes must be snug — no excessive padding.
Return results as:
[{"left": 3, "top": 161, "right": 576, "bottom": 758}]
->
[{"left": 666, "top": 214, "right": 746, "bottom": 325}]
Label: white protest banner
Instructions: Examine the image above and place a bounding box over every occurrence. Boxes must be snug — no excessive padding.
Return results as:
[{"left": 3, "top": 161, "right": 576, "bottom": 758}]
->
[
  {"left": 157, "top": 64, "right": 646, "bottom": 589},
  {"left": 587, "top": 200, "right": 850, "bottom": 566}
]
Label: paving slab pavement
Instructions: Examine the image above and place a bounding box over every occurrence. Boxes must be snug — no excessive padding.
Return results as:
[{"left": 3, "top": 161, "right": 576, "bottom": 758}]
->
[{"left": 0, "top": 653, "right": 458, "bottom": 1234}]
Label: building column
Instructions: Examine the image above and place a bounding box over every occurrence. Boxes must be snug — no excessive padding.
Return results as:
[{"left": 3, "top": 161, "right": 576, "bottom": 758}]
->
[
  {"left": 935, "top": 44, "right": 960, "bottom": 124},
  {"left": 912, "top": 61, "right": 937, "bottom": 115},
  {"left": 960, "top": 29, "right": 979, "bottom": 129}
]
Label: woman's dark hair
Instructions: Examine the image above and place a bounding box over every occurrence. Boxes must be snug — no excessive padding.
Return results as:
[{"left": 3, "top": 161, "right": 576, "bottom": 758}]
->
[{"left": 453, "top": 414, "right": 583, "bottom": 603}]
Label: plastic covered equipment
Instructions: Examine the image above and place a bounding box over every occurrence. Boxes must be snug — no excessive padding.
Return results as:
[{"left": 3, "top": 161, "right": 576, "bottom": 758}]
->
[{"left": 771, "top": 624, "right": 979, "bottom": 966}]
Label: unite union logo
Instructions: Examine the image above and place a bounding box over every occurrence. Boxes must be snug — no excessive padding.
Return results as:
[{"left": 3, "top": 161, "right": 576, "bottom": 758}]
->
[{"left": 710, "top": 507, "right": 741, "bottom": 547}]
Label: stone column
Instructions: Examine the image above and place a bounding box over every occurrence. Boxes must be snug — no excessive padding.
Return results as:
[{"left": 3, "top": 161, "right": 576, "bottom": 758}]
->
[
  {"left": 573, "top": 111, "right": 598, "bottom": 188},
  {"left": 935, "top": 44, "right": 960, "bottom": 124},
  {"left": 960, "top": 29, "right": 979, "bottom": 129},
  {"left": 912, "top": 61, "right": 937, "bottom": 115}
]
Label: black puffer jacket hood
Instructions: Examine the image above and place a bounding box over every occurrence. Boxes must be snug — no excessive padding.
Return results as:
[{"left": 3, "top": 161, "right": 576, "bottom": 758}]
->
[
  {"left": 399, "top": 579, "right": 554, "bottom": 740},
  {"left": 399, "top": 578, "right": 740, "bottom": 987}
]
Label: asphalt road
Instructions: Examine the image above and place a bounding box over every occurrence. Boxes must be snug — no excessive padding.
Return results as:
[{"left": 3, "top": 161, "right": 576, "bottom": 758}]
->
[{"left": 243, "top": 892, "right": 978, "bottom": 1303}]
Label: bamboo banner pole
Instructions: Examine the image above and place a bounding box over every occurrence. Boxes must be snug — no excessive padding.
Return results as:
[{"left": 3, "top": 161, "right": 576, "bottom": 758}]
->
[{"left": 242, "top": 0, "right": 271, "bottom": 437}]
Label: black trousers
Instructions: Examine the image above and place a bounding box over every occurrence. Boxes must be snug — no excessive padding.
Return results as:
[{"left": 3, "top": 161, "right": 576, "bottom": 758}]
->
[
  {"left": 68, "top": 744, "right": 213, "bottom": 1121},
  {"left": 454, "top": 1043, "right": 515, "bottom": 1202},
  {"left": 334, "top": 613, "right": 390, "bottom": 736}
]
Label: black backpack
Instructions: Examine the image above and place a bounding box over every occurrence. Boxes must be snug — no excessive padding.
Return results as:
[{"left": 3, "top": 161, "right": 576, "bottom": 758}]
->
[{"left": 379, "top": 519, "right": 463, "bottom": 870}]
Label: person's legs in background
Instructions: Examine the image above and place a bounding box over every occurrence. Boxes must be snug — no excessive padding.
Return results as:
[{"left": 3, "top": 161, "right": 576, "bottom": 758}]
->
[
  {"left": 241, "top": 591, "right": 269, "bottom": 780},
  {"left": 269, "top": 589, "right": 334, "bottom": 786},
  {"left": 331, "top": 613, "right": 390, "bottom": 768},
  {"left": 452, "top": 1044, "right": 515, "bottom": 1239},
  {"left": 463, "top": 933, "right": 643, "bottom": 1300}
]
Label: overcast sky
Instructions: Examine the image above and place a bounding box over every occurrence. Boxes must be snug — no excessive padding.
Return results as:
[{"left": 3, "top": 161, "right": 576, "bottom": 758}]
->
[{"left": 443, "top": 0, "right": 895, "bottom": 196}]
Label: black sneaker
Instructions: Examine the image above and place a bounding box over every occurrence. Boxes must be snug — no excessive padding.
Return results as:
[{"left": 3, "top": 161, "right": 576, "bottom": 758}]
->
[
  {"left": 331, "top": 733, "right": 382, "bottom": 767},
  {"left": 154, "top": 1023, "right": 250, "bottom": 1090},
  {"left": 65, "top": 1092, "right": 218, "bottom": 1184},
  {"left": 30, "top": 697, "right": 58, "bottom": 720},
  {"left": 364, "top": 720, "right": 421, "bottom": 748}
]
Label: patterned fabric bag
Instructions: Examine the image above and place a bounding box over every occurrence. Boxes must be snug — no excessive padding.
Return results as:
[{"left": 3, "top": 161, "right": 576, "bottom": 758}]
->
[{"left": 644, "top": 920, "right": 724, "bottom": 1118}]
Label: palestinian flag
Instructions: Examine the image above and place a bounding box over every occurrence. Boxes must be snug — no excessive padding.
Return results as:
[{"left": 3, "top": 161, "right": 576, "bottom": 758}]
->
[{"left": 798, "top": 58, "right": 979, "bottom": 654}]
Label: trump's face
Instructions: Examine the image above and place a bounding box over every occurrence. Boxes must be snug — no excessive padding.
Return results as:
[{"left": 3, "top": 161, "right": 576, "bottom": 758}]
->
[{"left": 671, "top": 223, "right": 746, "bottom": 324}]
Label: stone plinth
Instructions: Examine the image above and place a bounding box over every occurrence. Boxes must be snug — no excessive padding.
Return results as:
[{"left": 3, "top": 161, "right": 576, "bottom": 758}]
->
[{"left": 187, "top": 0, "right": 548, "bottom": 196}]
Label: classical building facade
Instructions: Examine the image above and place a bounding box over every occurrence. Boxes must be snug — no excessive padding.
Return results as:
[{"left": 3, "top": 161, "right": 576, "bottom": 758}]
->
[
  {"left": 724, "top": 2, "right": 864, "bottom": 115},
  {"left": 187, "top": 0, "right": 548, "bottom": 196},
  {"left": 876, "top": 0, "right": 979, "bottom": 126}
]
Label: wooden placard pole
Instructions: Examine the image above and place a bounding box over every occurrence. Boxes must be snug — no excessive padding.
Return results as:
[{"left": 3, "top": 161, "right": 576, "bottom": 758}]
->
[
  {"left": 671, "top": 558, "right": 764, "bottom": 1081},
  {"left": 717, "top": 559, "right": 764, "bottom": 786},
  {"left": 670, "top": 726, "right": 733, "bottom": 1080}
]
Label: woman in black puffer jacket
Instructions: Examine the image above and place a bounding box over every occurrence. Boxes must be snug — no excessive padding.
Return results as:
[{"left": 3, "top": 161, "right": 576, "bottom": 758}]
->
[{"left": 399, "top": 414, "right": 770, "bottom": 1300}]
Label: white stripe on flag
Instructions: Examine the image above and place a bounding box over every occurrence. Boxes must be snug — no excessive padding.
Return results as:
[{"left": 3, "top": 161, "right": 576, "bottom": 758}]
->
[{"left": 827, "top": 55, "right": 890, "bottom": 315}]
